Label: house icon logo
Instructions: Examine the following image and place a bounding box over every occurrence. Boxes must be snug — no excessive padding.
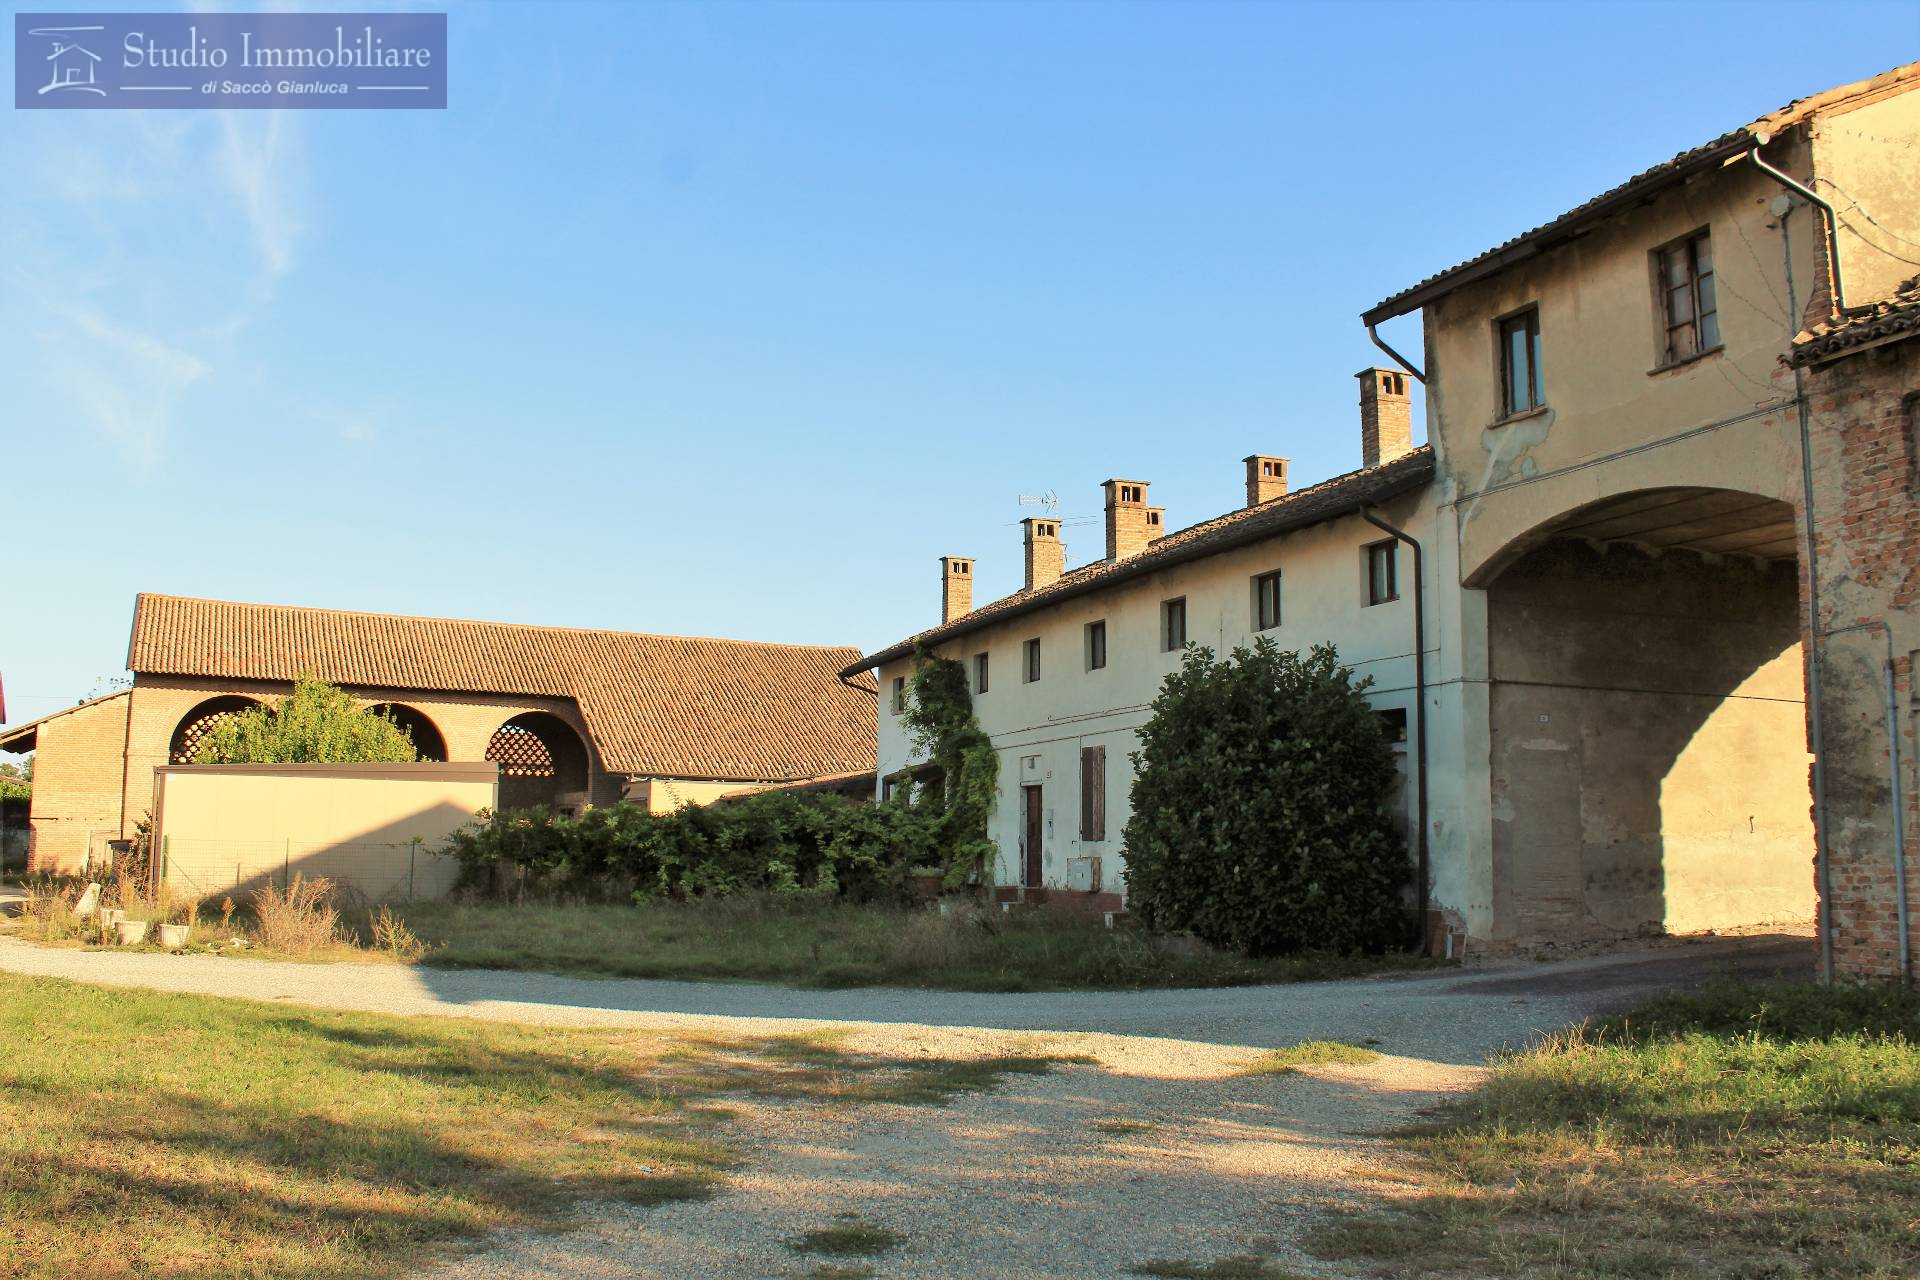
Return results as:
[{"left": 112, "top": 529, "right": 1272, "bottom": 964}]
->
[{"left": 30, "top": 25, "right": 106, "bottom": 97}]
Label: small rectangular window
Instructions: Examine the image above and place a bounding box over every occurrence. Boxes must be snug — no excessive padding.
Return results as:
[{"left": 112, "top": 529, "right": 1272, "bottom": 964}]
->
[
  {"left": 1366, "top": 540, "right": 1399, "bottom": 606},
  {"left": 1023, "top": 637, "right": 1041, "bottom": 683},
  {"left": 1161, "top": 597, "right": 1187, "bottom": 651},
  {"left": 1657, "top": 230, "right": 1719, "bottom": 364},
  {"left": 1377, "top": 707, "right": 1409, "bottom": 744},
  {"left": 974, "top": 651, "right": 990, "bottom": 694},
  {"left": 1499, "top": 308, "right": 1544, "bottom": 417},
  {"left": 1086, "top": 620, "right": 1107, "bottom": 671},
  {"left": 881, "top": 775, "right": 896, "bottom": 803},
  {"left": 890, "top": 676, "right": 907, "bottom": 714},
  {"left": 1080, "top": 744, "right": 1106, "bottom": 841},
  {"left": 1253, "top": 570, "right": 1282, "bottom": 631}
]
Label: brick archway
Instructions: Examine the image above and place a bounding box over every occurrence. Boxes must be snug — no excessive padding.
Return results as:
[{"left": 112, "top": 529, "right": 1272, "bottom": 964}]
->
[
  {"left": 485, "top": 712, "right": 589, "bottom": 812},
  {"left": 365, "top": 703, "right": 447, "bottom": 762},
  {"left": 168, "top": 695, "right": 265, "bottom": 764}
]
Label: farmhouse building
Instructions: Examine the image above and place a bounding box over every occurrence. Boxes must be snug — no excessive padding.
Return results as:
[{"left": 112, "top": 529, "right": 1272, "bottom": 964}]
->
[
  {"left": 847, "top": 62, "right": 1920, "bottom": 969},
  {"left": 1, "top": 594, "right": 877, "bottom": 873}
]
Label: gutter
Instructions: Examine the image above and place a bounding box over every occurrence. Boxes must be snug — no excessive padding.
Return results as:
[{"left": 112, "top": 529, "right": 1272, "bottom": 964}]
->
[
  {"left": 1358, "top": 505, "right": 1430, "bottom": 951},
  {"left": 1746, "top": 140, "right": 1847, "bottom": 314}
]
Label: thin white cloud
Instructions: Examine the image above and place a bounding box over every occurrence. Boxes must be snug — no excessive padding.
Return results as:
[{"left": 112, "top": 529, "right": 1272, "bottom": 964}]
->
[
  {"left": 38, "top": 304, "right": 211, "bottom": 468},
  {"left": 217, "top": 110, "right": 304, "bottom": 287}
]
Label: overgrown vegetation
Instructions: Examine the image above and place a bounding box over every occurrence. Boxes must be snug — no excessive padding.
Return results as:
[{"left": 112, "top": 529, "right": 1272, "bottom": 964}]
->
[
  {"left": 0, "top": 972, "right": 1069, "bottom": 1279},
  {"left": 443, "top": 791, "right": 932, "bottom": 902},
  {"left": 193, "top": 676, "right": 422, "bottom": 764},
  {"left": 787, "top": 1216, "right": 905, "bottom": 1256},
  {"left": 391, "top": 896, "right": 1433, "bottom": 990},
  {"left": 900, "top": 649, "right": 999, "bottom": 891},
  {"left": 1312, "top": 980, "right": 1920, "bottom": 1278},
  {"left": 1236, "top": 1040, "right": 1380, "bottom": 1076},
  {"left": 1123, "top": 639, "right": 1408, "bottom": 955}
]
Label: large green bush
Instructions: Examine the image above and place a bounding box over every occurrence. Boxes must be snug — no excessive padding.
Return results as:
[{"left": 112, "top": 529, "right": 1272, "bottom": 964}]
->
[
  {"left": 442, "top": 789, "right": 935, "bottom": 903},
  {"left": 194, "top": 677, "right": 421, "bottom": 764},
  {"left": 1122, "top": 638, "right": 1409, "bottom": 955}
]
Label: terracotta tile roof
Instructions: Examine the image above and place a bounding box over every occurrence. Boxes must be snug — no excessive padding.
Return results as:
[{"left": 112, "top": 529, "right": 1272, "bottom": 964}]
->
[
  {"left": 127, "top": 595, "right": 877, "bottom": 783},
  {"left": 717, "top": 767, "right": 878, "bottom": 802},
  {"left": 1363, "top": 61, "right": 1920, "bottom": 326},
  {"left": 844, "top": 446, "right": 1435, "bottom": 676},
  {"left": 1791, "top": 274, "right": 1920, "bottom": 365}
]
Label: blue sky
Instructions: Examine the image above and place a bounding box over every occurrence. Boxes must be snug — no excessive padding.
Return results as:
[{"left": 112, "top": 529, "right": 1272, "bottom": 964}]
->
[{"left": 2, "top": 0, "right": 1914, "bottom": 734}]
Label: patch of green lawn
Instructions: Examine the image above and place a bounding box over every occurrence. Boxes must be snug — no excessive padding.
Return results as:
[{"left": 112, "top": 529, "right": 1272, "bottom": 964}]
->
[
  {"left": 1237, "top": 1040, "right": 1381, "bottom": 1076},
  {"left": 1310, "top": 980, "right": 1920, "bottom": 1278},
  {"left": 388, "top": 896, "right": 1440, "bottom": 991},
  {"left": 0, "top": 973, "right": 1068, "bottom": 1279},
  {"left": 787, "top": 1215, "right": 904, "bottom": 1256},
  {"left": 1133, "top": 1256, "right": 1311, "bottom": 1279}
]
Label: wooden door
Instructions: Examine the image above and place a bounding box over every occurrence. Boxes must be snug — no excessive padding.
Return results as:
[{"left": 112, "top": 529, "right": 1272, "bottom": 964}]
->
[{"left": 1022, "top": 785, "right": 1043, "bottom": 888}]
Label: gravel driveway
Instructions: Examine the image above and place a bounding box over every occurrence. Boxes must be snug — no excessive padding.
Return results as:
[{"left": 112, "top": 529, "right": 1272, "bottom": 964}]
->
[{"left": 0, "top": 931, "right": 1810, "bottom": 1278}]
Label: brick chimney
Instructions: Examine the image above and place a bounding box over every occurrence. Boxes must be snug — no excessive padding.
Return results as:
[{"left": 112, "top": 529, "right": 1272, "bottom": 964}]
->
[
  {"left": 1357, "top": 367, "right": 1413, "bottom": 467},
  {"left": 940, "top": 556, "right": 974, "bottom": 624},
  {"left": 1147, "top": 506, "right": 1166, "bottom": 543},
  {"left": 1022, "top": 517, "right": 1063, "bottom": 592},
  {"left": 1102, "top": 479, "right": 1151, "bottom": 562},
  {"left": 1243, "top": 455, "right": 1289, "bottom": 507}
]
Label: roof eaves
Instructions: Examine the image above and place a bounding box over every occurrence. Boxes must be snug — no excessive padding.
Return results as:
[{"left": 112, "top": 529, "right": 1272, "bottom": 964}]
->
[
  {"left": 0, "top": 689, "right": 132, "bottom": 752},
  {"left": 843, "top": 447, "right": 1436, "bottom": 677}
]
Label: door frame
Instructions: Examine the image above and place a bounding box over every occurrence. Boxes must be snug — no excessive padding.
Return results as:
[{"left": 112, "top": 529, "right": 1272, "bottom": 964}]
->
[{"left": 1021, "top": 783, "right": 1043, "bottom": 889}]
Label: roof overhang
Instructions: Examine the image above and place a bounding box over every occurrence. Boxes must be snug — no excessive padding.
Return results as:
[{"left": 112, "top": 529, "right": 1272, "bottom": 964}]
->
[{"left": 1361, "top": 135, "right": 1754, "bottom": 327}]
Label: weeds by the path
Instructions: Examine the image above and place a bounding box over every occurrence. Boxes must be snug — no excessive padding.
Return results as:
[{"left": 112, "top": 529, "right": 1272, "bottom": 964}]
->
[
  {"left": 1311, "top": 980, "right": 1920, "bottom": 1278},
  {"left": 0, "top": 973, "right": 1071, "bottom": 1279},
  {"left": 1236, "top": 1040, "right": 1381, "bottom": 1076}
]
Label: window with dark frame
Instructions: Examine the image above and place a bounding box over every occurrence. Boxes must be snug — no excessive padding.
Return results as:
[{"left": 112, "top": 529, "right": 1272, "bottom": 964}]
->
[
  {"left": 1086, "top": 619, "right": 1107, "bottom": 671},
  {"left": 1023, "top": 637, "right": 1041, "bottom": 683},
  {"left": 1376, "top": 707, "right": 1409, "bottom": 745},
  {"left": 1161, "top": 597, "right": 1187, "bottom": 651},
  {"left": 1080, "top": 744, "right": 1106, "bottom": 841},
  {"left": 1366, "top": 540, "right": 1399, "bottom": 606},
  {"left": 1658, "top": 231, "right": 1719, "bottom": 364},
  {"left": 1253, "top": 570, "right": 1282, "bottom": 631},
  {"left": 890, "top": 676, "right": 906, "bottom": 714},
  {"left": 1499, "top": 308, "right": 1544, "bottom": 418},
  {"left": 974, "top": 651, "right": 989, "bottom": 694}
]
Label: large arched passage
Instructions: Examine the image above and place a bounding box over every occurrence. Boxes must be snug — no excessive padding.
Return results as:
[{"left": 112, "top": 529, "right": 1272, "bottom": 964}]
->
[
  {"left": 1479, "top": 487, "right": 1816, "bottom": 944},
  {"left": 485, "top": 712, "right": 589, "bottom": 812},
  {"left": 364, "top": 703, "right": 447, "bottom": 762},
  {"left": 169, "top": 696, "right": 264, "bottom": 764}
]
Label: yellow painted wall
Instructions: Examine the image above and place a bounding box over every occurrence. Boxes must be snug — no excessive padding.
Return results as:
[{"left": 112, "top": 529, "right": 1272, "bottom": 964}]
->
[{"left": 151, "top": 762, "right": 497, "bottom": 902}]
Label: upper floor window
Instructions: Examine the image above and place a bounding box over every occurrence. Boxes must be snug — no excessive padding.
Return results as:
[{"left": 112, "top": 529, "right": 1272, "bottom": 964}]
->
[
  {"left": 1365, "top": 540, "right": 1399, "bottom": 606},
  {"left": 1161, "top": 597, "right": 1187, "bottom": 651},
  {"left": 1499, "top": 308, "right": 1544, "bottom": 418},
  {"left": 1023, "top": 637, "right": 1042, "bottom": 683},
  {"left": 1658, "top": 230, "right": 1719, "bottom": 364},
  {"left": 890, "top": 676, "right": 907, "bottom": 714},
  {"left": 1253, "top": 570, "right": 1282, "bottom": 631},
  {"left": 974, "top": 651, "right": 990, "bottom": 694},
  {"left": 1085, "top": 620, "right": 1107, "bottom": 671}
]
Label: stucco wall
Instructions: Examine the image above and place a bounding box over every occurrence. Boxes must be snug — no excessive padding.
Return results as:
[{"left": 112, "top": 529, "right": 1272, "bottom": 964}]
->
[
  {"left": 1812, "top": 88, "right": 1920, "bottom": 311},
  {"left": 623, "top": 777, "right": 754, "bottom": 813},
  {"left": 1487, "top": 540, "right": 1814, "bottom": 944},
  {"left": 876, "top": 484, "right": 1442, "bottom": 909},
  {"left": 151, "top": 761, "right": 498, "bottom": 902}
]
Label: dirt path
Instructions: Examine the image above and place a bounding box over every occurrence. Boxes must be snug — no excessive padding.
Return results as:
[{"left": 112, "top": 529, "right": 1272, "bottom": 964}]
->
[{"left": 0, "top": 932, "right": 1810, "bottom": 1278}]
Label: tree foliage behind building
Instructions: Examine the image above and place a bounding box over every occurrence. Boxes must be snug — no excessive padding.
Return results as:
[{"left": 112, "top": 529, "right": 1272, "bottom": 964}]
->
[
  {"left": 193, "top": 677, "right": 422, "bottom": 765},
  {"left": 1122, "top": 639, "right": 1408, "bottom": 955}
]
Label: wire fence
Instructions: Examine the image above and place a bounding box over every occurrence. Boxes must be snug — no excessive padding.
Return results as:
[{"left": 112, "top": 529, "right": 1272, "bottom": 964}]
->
[{"left": 158, "top": 836, "right": 463, "bottom": 904}]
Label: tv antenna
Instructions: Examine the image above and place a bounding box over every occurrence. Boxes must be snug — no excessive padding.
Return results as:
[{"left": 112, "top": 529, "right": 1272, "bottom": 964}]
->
[{"left": 1016, "top": 490, "right": 1060, "bottom": 515}]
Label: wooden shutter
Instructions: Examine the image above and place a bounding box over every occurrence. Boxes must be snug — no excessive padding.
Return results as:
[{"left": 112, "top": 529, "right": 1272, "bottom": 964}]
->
[{"left": 1080, "top": 745, "right": 1105, "bottom": 841}]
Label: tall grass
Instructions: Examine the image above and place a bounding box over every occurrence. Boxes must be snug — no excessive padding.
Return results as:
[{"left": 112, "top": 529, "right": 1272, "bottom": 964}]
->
[
  {"left": 1311, "top": 981, "right": 1920, "bottom": 1278},
  {"left": 249, "top": 874, "right": 343, "bottom": 954},
  {"left": 392, "top": 895, "right": 1438, "bottom": 990}
]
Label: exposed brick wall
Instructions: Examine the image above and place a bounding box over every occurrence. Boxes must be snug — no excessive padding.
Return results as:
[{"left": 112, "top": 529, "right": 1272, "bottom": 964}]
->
[
  {"left": 25, "top": 693, "right": 131, "bottom": 873},
  {"left": 1802, "top": 336, "right": 1920, "bottom": 978}
]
